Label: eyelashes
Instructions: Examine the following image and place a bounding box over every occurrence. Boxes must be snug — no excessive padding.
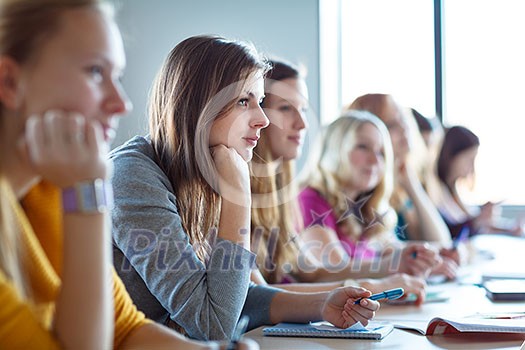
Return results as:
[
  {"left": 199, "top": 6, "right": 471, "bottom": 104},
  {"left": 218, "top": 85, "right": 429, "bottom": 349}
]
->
[{"left": 238, "top": 95, "right": 266, "bottom": 108}]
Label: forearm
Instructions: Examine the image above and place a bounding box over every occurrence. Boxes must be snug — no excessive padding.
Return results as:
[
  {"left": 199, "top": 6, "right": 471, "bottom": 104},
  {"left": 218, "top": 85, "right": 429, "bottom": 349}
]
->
[
  {"left": 405, "top": 180, "right": 451, "bottom": 244},
  {"left": 121, "top": 323, "right": 218, "bottom": 350},
  {"left": 219, "top": 200, "right": 250, "bottom": 249},
  {"left": 299, "top": 228, "right": 385, "bottom": 281},
  {"left": 297, "top": 257, "right": 392, "bottom": 282},
  {"left": 273, "top": 279, "right": 381, "bottom": 294},
  {"left": 271, "top": 282, "right": 342, "bottom": 293},
  {"left": 269, "top": 291, "right": 327, "bottom": 324},
  {"left": 54, "top": 212, "right": 113, "bottom": 350},
  {"left": 323, "top": 263, "right": 392, "bottom": 281}
]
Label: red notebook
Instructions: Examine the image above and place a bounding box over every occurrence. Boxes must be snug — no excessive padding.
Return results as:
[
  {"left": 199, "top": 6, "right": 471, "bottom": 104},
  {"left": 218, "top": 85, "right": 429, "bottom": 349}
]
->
[{"left": 390, "top": 314, "right": 525, "bottom": 335}]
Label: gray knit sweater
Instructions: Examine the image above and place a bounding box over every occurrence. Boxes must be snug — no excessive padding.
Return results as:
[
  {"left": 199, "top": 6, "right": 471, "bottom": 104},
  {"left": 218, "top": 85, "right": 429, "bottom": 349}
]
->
[{"left": 110, "top": 136, "right": 279, "bottom": 340}]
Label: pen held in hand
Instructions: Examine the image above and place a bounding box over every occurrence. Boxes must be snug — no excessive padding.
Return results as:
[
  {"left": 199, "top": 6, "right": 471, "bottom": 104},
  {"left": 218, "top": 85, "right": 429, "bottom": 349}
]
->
[
  {"left": 226, "top": 315, "right": 249, "bottom": 350},
  {"left": 354, "top": 288, "right": 404, "bottom": 304}
]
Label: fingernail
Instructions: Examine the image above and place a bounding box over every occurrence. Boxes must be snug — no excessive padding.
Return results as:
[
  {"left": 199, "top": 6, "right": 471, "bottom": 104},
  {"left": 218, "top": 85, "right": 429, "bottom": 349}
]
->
[{"left": 361, "top": 299, "right": 368, "bottom": 306}]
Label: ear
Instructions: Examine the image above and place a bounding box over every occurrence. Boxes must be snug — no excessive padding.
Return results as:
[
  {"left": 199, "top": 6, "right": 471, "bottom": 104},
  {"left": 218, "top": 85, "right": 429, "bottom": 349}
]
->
[{"left": 0, "top": 56, "right": 22, "bottom": 110}]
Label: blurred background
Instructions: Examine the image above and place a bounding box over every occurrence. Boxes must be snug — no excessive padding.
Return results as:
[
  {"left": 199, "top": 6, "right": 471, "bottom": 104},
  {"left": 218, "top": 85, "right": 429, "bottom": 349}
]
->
[{"left": 115, "top": 0, "right": 525, "bottom": 215}]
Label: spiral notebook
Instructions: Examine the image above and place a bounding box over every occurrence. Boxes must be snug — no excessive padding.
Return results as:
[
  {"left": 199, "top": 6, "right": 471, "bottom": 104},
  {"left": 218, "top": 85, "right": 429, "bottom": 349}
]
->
[{"left": 262, "top": 321, "right": 393, "bottom": 340}]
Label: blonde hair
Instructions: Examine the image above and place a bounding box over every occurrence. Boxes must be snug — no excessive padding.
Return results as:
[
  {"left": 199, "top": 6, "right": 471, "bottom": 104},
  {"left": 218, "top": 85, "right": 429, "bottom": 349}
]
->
[
  {"left": 0, "top": 170, "right": 25, "bottom": 295},
  {"left": 301, "top": 110, "right": 396, "bottom": 242},
  {"left": 249, "top": 59, "right": 305, "bottom": 283},
  {"left": 345, "top": 94, "right": 423, "bottom": 212},
  {"left": 251, "top": 136, "right": 302, "bottom": 283},
  {"left": 149, "top": 36, "right": 269, "bottom": 262},
  {"left": 0, "top": 0, "right": 110, "bottom": 297}
]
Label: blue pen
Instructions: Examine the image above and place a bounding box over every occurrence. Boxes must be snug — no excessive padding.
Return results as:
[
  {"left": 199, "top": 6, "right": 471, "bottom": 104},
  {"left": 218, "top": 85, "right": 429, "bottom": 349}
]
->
[
  {"left": 453, "top": 226, "right": 470, "bottom": 250},
  {"left": 354, "top": 288, "right": 404, "bottom": 304},
  {"left": 226, "top": 315, "right": 249, "bottom": 350}
]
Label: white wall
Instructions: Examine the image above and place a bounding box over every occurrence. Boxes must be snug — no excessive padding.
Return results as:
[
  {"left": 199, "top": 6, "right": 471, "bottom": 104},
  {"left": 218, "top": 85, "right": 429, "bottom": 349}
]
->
[{"left": 114, "top": 0, "right": 321, "bottom": 160}]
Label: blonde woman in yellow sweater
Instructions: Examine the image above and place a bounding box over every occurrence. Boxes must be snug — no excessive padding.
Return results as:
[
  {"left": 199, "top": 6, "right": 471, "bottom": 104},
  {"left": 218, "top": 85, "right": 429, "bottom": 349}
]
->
[{"left": 0, "top": 0, "right": 256, "bottom": 349}]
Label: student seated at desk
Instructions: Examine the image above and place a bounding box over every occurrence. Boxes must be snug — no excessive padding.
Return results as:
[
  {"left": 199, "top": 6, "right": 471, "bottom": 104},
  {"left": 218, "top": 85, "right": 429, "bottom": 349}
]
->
[
  {"left": 345, "top": 94, "right": 452, "bottom": 246},
  {"left": 429, "top": 125, "right": 524, "bottom": 239},
  {"left": 0, "top": 1, "right": 255, "bottom": 349},
  {"left": 297, "top": 110, "right": 459, "bottom": 283},
  {"left": 249, "top": 59, "right": 428, "bottom": 304},
  {"left": 344, "top": 94, "right": 460, "bottom": 278},
  {"left": 110, "top": 35, "right": 379, "bottom": 341}
]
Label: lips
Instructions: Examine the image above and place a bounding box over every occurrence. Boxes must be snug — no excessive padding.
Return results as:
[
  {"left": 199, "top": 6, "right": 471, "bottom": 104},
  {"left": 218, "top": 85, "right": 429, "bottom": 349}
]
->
[
  {"left": 288, "top": 135, "right": 302, "bottom": 145},
  {"left": 243, "top": 135, "right": 260, "bottom": 147}
]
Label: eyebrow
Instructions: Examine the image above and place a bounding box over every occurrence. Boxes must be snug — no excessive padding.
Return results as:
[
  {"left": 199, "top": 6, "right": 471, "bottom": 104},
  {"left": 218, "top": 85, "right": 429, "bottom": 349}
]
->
[
  {"left": 243, "top": 91, "right": 265, "bottom": 99},
  {"left": 86, "top": 52, "right": 126, "bottom": 72}
]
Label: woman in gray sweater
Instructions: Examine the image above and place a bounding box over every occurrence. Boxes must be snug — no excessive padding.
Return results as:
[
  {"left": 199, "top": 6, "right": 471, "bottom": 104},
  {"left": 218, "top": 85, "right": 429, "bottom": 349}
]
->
[{"left": 110, "top": 35, "right": 379, "bottom": 341}]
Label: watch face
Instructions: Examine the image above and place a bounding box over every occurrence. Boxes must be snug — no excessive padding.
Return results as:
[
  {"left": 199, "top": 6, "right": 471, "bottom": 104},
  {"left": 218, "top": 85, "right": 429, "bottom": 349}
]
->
[{"left": 62, "top": 179, "right": 110, "bottom": 213}]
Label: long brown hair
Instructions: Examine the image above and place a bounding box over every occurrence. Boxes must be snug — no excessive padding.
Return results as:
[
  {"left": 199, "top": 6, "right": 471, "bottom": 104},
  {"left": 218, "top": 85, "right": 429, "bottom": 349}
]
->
[
  {"left": 250, "top": 59, "right": 304, "bottom": 283},
  {"left": 0, "top": 0, "right": 111, "bottom": 297},
  {"left": 149, "top": 35, "right": 269, "bottom": 261}
]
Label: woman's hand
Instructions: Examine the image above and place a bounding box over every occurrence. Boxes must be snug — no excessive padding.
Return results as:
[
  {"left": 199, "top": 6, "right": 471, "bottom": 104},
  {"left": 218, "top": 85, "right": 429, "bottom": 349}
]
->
[
  {"left": 359, "top": 273, "right": 427, "bottom": 306},
  {"left": 396, "top": 243, "right": 441, "bottom": 278},
  {"left": 24, "top": 111, "right": 110, "bottom": 188},
  {"left": 322, "top": 286, "right": 379, "bottom": 328},
  {"left": 509, "top": 223, "right": 525, "bottom": 237},
  {"left": 211, "top": 145, "right": 251, "bottom": 206},
  {"left": 475, "top": 201, "right": 499, "bottom": 230},
  {"left": 430, "top": 256, "right": 459, "bottom": 280},
  {"left": 439, "top": 247, "right": 460, "bottom": 265}
]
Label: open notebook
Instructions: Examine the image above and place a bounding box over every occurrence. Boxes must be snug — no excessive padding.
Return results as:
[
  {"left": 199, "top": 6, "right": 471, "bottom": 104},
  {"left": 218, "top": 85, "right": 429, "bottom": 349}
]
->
[
  {"left": 262, "top": 321, "right": 393, "bottom": 340},
  {"left": 390, "top": 314, "right": 525, "bottom": 335}
]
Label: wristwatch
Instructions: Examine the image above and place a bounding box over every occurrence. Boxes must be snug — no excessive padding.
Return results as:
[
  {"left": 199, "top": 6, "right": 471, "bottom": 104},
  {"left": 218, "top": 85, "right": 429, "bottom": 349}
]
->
[{"left": 62, "top": 179, "right": 113, "bottom": 214}]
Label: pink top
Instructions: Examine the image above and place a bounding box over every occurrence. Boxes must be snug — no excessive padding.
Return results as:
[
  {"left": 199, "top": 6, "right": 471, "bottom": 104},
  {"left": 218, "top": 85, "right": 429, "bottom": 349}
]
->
[{"left": 297, "top": 187, "right": 377, "bottom": 259}]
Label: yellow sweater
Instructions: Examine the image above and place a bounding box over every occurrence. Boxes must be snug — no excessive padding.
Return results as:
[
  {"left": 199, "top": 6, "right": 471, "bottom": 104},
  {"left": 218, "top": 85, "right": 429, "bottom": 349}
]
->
[{"left": 0, "top": 181, "right": 150, "bottom": 349}]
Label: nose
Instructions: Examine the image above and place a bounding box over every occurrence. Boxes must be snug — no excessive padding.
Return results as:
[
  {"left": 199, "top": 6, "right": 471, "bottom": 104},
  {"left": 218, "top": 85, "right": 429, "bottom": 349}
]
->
[
  {"left": 369, "top": 150, "right": 381, "bottom": 165},
  {"left": 104, "top": 80, "right": 133, "bottom": 117},
  {"left": 250, "top": 105, "right": 270, "bottom": 129},
  {"left": 294, "top": 110, "right": 308, "bottom": 130}
]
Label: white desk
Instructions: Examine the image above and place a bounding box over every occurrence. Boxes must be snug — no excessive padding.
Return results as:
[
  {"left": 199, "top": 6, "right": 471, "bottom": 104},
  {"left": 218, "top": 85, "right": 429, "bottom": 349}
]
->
[{"left": 246, "top": 235, "right": 525, "bottom": 350}]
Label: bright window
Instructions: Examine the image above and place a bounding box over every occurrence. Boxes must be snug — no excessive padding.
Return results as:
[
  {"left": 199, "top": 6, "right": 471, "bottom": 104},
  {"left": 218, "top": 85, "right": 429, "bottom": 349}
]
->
[
  {"left": 340, "top": 0, "right": 435, "bottom": 120},
  {"left": 444, "top": 0, "right": 525, "bottom": 205},
  {"left": 324, "top": 0, "right": 525, "bottom": 204}
]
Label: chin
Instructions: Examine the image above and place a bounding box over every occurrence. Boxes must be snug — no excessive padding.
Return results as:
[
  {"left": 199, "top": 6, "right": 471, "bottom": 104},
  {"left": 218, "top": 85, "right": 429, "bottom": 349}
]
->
[
  {"left": 284, "top": 155, "right": 297, "bottom": 161},
  {"left": 242, "top": 151, "right": 253, "bottom": 162}
]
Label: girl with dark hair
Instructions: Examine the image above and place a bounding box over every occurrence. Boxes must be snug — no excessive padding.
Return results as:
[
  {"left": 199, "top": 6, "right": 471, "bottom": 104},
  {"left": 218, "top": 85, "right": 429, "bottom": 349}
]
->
[{"left": 431, "top": 126, "right": 523, "bottom": 238}]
